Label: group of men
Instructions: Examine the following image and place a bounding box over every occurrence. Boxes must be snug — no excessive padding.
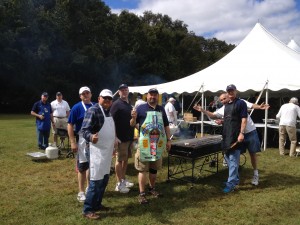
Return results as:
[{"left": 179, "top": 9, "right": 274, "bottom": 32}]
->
[
  {"left": 31, "top": 83, "right": 300, "bottom": 220},
  {"left": 32, "top": 85, "right": 172, "bottom": 220},
  {"left": 31, "top": 92, "right": 70, "bottom": 150}
]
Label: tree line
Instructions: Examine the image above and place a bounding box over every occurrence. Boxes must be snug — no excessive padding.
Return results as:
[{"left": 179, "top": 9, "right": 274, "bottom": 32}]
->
[{"left": 0, "top": 0, "right": 235, "bottom": 113}]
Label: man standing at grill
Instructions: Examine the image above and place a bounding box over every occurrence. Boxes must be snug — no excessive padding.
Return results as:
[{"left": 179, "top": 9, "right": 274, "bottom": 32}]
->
[
  {"left": 130, "top": 88, "right": 172, "bottom": 204},
  {"left": 194, "top": 92, "right": 269, "bottom": 186},
  {"left": 68, "top": 86, "right": 94, "bottom": 202},
  {"left": 51, "top": 92, "right": 70, "bottom": 147},
  {"left": 110, "top": 84, "right": 134, "bottom": 193},
  {"left": 194, "top": 85, "right": 247, "bottom": 193}
]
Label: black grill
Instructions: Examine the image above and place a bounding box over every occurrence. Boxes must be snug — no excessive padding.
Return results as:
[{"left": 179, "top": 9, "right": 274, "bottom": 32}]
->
[{"left": 170, "top": 135, "right": 222, "bottom": 158}]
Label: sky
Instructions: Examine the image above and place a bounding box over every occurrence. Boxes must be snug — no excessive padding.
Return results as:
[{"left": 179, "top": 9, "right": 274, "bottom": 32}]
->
[{"left": 102, "top": 0, "right": 300, "bottom": 45}]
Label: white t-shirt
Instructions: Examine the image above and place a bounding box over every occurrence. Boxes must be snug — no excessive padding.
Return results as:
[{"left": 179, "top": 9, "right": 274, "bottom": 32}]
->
[
  {"left": 213, "top": 99, "right": 256, "bottom": 133},
  {"left": 135, "top": 99, "right": 146, "bottom": 108},
  {"left": 164, "top": 102, "right": 177, "bottom": 123},
  {"left": 51, "top": 99, "right": 70, "bottom": 117},
  {"left": 276, "top": 103, "right": 300, "bottom": 127}
]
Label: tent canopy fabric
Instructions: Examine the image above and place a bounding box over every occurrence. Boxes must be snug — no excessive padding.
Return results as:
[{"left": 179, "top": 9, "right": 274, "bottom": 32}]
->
[
  {"left": 129, "top": 23, "right": 300, "bottom": 95},
  {"left": 287, "top": 39, "right": 300, "bottom": 52}
]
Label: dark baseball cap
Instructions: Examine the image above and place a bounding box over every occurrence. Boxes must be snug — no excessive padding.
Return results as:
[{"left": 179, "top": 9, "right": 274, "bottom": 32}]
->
[
  {"left": 226, "top": 84, "right": 237, "bottom": 91},
  {"left": 118, "top": 84, "right": 128, "bottom": 90},
  {"left": 56, "top": 92, "right": 62, "bottom": 96},
  {"left": 148, "top": 88, "right": 159, "bottom": 94},
  {"left": 42, "top": 92, "right": 48, "bottom": 96}
]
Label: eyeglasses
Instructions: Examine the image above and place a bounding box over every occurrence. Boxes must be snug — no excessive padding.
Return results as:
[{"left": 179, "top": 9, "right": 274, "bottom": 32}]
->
[{"left": 102, "top": 97, "right": 112, "bottom": 101}]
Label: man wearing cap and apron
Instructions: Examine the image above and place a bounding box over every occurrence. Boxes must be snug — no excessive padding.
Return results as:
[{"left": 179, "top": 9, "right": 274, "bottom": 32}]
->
[
  {"left": 81, "top": 89, "right": 116, "bottom": 220},
  {"left": 130, "top": 88, "right": 172, "bottom": 204},
  {"left": 31, "top": 92, "right": 53, "bottom": 150},
  {"left": 68, "top": 86, "right": 95, "bottom": 203}
]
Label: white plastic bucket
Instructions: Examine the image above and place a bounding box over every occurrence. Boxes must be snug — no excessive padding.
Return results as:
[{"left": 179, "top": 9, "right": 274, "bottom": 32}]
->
[{"left": 45, "top": 145, "right": 59, "bottom": 159}]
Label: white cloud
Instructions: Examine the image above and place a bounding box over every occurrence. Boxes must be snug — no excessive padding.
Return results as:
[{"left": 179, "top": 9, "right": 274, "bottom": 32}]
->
[{"left": 110, "top": 0, "right": 300, "bottom": 45}]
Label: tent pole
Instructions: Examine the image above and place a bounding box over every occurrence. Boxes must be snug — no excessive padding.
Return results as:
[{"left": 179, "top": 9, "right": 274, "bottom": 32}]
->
[
  {"left": 249, "top": 82, "right": 268, "bottom": 116},
  {"left": 181, "top": 93, "right": 184, "bottom": 116},
  {"left": 263, "top": 81, "right": 269, "bottom": 151},
  {"left": 201, "top": 88, "right": 204, "bottom": 137},
  {"left": 187, "top": 84, "right": 204, "bottom": 112}
]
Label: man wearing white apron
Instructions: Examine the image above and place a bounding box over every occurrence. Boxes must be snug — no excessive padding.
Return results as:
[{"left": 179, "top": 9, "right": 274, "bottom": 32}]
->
[
  {"left": 130, "top": 88, "right": 172, "bottom": 204},
  {"left": 68, "top": 86, "right": 95, "bottom": 202},
  {"left": 81, "top": 89, "right": 116, "bottom": 220}
]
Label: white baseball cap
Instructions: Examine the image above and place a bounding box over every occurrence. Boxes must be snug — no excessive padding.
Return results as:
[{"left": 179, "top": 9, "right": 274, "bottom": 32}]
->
[
  {"left": 99, "top": 89, "right": 113, "bottom": 98},
  {"left": 168, "top": 97, "right": 175, "bottom": 102},
  {"left": 79, "top": 86, "right": 91, "bottom": 94}
]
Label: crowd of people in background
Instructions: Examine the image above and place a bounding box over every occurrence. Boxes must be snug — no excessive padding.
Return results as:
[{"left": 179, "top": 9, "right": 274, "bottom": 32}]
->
[{"left": 30, "top": 84, "right": 300, "bottom": 220}]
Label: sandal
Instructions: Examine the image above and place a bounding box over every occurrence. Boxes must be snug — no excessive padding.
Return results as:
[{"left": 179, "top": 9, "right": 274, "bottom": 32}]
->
[
  {"left": 148, "top": 188, "right": 163, "bottom": 198},
  {"left": 138, "top": 194, "right": 149, "bottom": 204}
]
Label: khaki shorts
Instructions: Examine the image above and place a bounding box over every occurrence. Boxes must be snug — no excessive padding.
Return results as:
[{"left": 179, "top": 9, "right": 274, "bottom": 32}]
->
[
  {"left": 134, "top": 149, "right": 162, "bottom": 172},
  {"left": 52, "top": 117, "right": 68, "bottom": 134},
  {"left": 116, "top": 141, "right": 133, "bottom": 161}
]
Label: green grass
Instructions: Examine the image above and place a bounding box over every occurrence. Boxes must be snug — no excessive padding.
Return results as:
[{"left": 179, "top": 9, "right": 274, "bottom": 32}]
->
[{"left": 1, "top": 114, "right": 300, "bottom": 225}]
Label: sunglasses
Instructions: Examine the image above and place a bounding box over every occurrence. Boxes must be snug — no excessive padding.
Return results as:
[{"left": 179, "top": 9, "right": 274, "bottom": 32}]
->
[{"left": 102, "top": 97, "right": 112, "bottom": 101}]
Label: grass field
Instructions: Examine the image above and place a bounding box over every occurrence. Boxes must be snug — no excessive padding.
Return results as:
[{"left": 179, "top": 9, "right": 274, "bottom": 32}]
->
[{"left": 0, "top": 114, "right": 300, "bottom": 225}]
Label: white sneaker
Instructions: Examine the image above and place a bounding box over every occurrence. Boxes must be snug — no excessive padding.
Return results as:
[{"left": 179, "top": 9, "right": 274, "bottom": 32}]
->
[
  {"left": 251, "top": 175, "right": 259, "bottom": 186},
  {"left": 124, "top": 179, "right": 134, "bottom": 188},
  {"left": 115, "top": 181, "right": 130, "bottom": 193},
  {"left": 77, "top": 192, "right": 86, "bottom": 202}
]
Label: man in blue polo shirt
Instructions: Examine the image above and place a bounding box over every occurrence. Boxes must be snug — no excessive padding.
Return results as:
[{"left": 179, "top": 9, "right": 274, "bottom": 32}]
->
[
  {"left": 31, "top": 92, "right": 53, "bottom": 150},
  {"left": 130, "top": 88, "right": 172, "bottom": 204},
  {"left": 68, "top": 86, "right": 95, "bottom": 202}
]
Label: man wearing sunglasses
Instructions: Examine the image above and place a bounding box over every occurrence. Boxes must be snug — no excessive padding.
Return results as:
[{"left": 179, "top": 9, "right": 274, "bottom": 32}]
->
[
  {"left": 80, "top": 89, "right": 116, "bottom": 220},
  {"left": 110, "top": 84, "right": 135, "bottom": 193},
  {"left": 68, "top": 86, "right": 95, "bottom": 203}
]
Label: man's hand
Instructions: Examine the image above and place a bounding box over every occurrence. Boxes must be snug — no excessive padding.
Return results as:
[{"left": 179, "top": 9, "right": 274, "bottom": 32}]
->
[
  {"left": 193, "top": 104, "right": 202, "bottom": 112},
  {"left": 91, "top": 132, "right": 99, "bottom": 144},
  {"left": 131, "top": 108, "right": 137, "bottom": 119},
  {"left": 71, "top": 142, "right": 78, "bottom": 153}
]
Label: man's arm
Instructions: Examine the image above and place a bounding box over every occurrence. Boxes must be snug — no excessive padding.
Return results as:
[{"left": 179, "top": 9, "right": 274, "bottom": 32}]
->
[
  {"left": 67, "top": 123, "right": 77, "bottom": 152},
  {"left": 193, "top": 105, "right": 219, "bottom": 119}
]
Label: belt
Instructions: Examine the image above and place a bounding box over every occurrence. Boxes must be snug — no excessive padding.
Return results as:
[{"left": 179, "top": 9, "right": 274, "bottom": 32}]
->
[{"left": 54, "top": 116, "right": 66, "bottom": 119}]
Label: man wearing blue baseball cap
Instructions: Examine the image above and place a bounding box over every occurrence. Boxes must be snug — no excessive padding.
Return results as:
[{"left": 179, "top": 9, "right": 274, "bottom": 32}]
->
[{"left": 31, "top": 92, "right": 53, "bottom": 150}]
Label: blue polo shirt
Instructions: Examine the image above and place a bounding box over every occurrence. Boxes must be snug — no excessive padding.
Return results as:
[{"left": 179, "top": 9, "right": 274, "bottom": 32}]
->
[
  {"left": 68, "top": 101, "right": 95, "bottom": 134},
  {"left": 31, "top": 100, "right": 52, "bottom": 131},
  {"left": 136, "top": 103, "right": 169, "bottom": 130}
]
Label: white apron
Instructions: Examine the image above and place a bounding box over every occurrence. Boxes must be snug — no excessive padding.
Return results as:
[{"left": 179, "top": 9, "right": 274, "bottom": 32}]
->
[
  {"left": 78, "top": 101, "right": 93, "bottom": 163},
  {"left": 89, "top": 105, "right": 115, "bottom": 180}
]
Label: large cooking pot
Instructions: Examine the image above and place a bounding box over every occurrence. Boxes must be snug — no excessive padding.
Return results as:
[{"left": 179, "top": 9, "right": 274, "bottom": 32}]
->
[{"left": 45, "top": 145, "right": 59, "bottom": 159}]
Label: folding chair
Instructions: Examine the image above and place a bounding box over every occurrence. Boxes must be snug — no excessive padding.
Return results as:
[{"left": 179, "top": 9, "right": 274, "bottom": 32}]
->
[{"left": 56, "top": 128, "right": 74, "bottom": 158}]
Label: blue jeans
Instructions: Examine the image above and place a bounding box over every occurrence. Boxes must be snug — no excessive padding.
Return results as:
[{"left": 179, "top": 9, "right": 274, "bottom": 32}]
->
[
  {"left": 224, "top": 149, "right": 241, "bottom": 189},
  {"left": 36, "top": 127, "right": 50, "bottom": 149},
  {"left": 83, "top": 174, "right": 109, "bottom": 214}
]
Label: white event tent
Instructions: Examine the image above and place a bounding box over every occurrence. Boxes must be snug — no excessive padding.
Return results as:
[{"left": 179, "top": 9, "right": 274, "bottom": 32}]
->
[
  {"left": 287, "top": 39, "right": 300, "bottom": 52},
  {"left": 128, "top": 23, "right": 300, "bottom": 149},
  {"left": 129, "top": 23, "right": 300, "bottom": 95}
]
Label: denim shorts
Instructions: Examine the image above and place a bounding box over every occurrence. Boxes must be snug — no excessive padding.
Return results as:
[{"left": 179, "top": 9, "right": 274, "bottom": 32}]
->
[{"left": 241, "top": 130, "right": 261, "bottom": 154}]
